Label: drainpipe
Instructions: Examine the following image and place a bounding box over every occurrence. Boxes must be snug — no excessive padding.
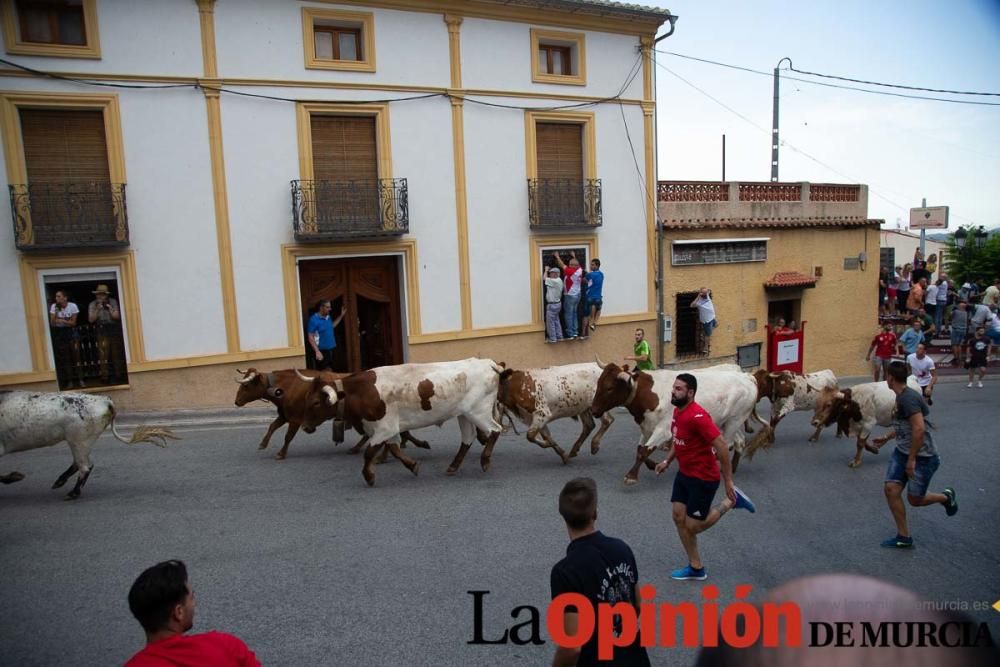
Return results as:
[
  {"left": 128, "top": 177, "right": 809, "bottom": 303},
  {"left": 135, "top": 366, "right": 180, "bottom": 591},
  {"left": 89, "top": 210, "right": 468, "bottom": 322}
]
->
[{"left": 653, "top": 14, "right": 678, "bottom": 366}]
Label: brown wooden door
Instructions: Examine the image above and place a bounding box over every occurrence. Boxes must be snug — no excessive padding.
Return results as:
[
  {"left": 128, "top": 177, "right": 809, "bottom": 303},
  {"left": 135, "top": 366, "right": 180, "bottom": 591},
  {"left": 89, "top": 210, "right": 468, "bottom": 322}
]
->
[{"left": 297, "top": 256, "right": 403, "bottom": 372}]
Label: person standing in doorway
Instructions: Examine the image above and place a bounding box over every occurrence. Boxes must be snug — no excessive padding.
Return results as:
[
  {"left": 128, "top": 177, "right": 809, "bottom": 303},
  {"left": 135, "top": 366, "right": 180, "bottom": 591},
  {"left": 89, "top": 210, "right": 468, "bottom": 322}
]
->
[
  {"left": 88, "top": 284, "right": 121, "bottom": 383},
  {"left": 549, "top": 478, "right": 650, "bottom": 667},
  {"left": 543, "top": 266, "right": 564, "bottom": 343},
  {"left": 654, "top": 373, "right": 755, "bottom": 581},
  {"left": 625, "top": 328, "right": 655, "bottom": 371},
  {"left": 690, "top": 287, "right": 717, "bottom": 355},
  {"left": 554, "top": 251, "right": 583, "bottom": 340},
  {"left": 966, "top": 327, "right": 991, "bottom": 388},
  {"left": 581, "top": 258, "right": 604, "bottom": 338},
  {"left": 871, "top": 361, "right": 957, "bottom": 549},
  {"left": 49, "top": 289, "right": 84, "bottom": 388},
  {"left": 307, "top": 299, "right": 347, "bottom": 371}
]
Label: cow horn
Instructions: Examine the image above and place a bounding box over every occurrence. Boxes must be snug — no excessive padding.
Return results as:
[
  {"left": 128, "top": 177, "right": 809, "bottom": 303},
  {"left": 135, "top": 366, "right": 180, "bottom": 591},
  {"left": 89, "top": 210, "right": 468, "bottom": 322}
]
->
[
  {"left": 236, "top": 371, "right": 257, "bottom": 384},
  {"left": 294, "top": 369, "right": 312, "bottom": 382},
  {"left": 595, "top": 356, "right": 607, "bottom": 370}
]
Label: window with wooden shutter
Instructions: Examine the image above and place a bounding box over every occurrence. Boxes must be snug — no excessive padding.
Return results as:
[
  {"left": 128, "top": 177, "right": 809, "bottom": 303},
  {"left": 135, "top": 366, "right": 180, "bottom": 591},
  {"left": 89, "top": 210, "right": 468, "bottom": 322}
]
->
[
  {"left": 309, "top": 115, "right": 380, "bottom": 232},
  {"left": 302, "top": 7, "right": 375, "bottom": 72},
  {"left": 20, "top": 108, "right": 110, "bottom": 183},
  {"left": 530, "top": 29, "right": 586, "bottom": 85},
  {"left": 536, "top": 122, "right": 583, "bottom": 181}
]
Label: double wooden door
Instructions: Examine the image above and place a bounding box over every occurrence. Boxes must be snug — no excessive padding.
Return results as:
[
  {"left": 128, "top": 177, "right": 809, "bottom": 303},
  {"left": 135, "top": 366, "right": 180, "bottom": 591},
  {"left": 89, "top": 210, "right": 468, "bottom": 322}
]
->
[{"left": 298, "top": 256, "right": 403, "bottom": 373}]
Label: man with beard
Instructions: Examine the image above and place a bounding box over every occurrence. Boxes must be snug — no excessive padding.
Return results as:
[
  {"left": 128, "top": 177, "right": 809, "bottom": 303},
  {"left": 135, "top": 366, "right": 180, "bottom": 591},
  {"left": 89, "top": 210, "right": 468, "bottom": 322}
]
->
[
  {"left": 125, "top": 560, "right": 259, "bottom": 666},
  {"left": 655, "top": 374, "right": 756, "bottom": 581}
]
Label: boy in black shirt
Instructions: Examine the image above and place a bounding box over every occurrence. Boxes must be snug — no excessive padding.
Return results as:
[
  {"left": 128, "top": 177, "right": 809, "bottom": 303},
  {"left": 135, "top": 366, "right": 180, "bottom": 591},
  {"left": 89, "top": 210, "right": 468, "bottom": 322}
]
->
[{"left": 550, "top": 477, "right": 650, "bottom": 666}]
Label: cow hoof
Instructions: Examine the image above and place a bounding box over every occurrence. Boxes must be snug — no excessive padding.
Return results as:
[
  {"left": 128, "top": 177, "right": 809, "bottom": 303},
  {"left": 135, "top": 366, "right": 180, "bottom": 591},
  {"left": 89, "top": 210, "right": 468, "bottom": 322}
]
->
[
  {"left": 362, "top": 471, "right": 375, "bottom": 487},
  {"left": 274, "top": 453, "right": 287, "bottom": 461},
  {"left": 3, "top": 472, "right": 26, "bottom": 485},
  {"left": 807, "top": 438, "right": 817, "bottom": 443},
  {"left": 445, "top": 466, "right": 459, "bottom": 476},
  {"left": 560, "top": 455, "right": 571, "bottom": 465},
  {"left": 481, "top": 459, "right": 492, "bottom": 473},
  {"left": 568, "top": 451, "right": 578, "bottom": 459},
  {"left": 257, "top": 443, "right": 268, "bottom": 450},
  {"left": 409, "top": 462, "right": 420, "bottom": 477},
  {"left": 64, "top": 491, "right": 80, "bottom": 500},
  {"left": 848, "top": 459, "right": 861, "bottom": 468},
  {"left": 863, "top": 443, "right": 879, "bottom": 455},
  {"left": 591, "top": 445, "right": 600, "bottom": 455},
  {"left": 624, "top": 476, "right": 638, "bottom": 486},
  {"left": 414, "top": 440, "right": 431, "bottom": 450}
]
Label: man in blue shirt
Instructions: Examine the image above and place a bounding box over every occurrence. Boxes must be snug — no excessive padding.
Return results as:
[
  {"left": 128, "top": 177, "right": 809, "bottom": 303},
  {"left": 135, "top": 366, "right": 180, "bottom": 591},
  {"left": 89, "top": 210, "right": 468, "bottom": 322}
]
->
[
  {"left": 581, "top": 258, "right": 604, "bottom": 339},
  {"left": 897, "top": 319, "right": 924, "bottom": 357},
  {"left": 307, "top": 299, "right": 347, "bottom": 370}
]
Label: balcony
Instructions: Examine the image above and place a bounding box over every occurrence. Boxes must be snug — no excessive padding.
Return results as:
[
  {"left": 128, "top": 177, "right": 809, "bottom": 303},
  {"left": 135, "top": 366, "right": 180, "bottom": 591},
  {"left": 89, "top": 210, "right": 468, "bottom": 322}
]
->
[
  {"left": 528, "top": 178, "right": 602, "bottom": 231},
  {"left": 291, "top": 178, "right": 408, "bottom": 242},
  {"left": 9, "top": 182, "right": 129, "bottom": 251}
]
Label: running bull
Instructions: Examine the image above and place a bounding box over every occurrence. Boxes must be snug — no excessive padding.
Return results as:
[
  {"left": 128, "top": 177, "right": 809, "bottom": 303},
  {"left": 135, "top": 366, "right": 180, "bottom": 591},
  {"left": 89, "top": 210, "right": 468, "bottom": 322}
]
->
[
  {"left": 0, "top": 390, "right": 177, "bottom": 499},
  {"left": 298, "top": 358, "right": 503, "bottom": 486}
]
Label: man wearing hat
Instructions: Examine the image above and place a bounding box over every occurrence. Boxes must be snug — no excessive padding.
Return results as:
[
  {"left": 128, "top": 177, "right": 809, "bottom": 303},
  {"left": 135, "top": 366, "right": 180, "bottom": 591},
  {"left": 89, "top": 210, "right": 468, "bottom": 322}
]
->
[
  {"left": 543, "top": 265, "right": 564, "bottom": 342},
  {"left": 88, "top": 284, "right": 120, "bottom": 383}
]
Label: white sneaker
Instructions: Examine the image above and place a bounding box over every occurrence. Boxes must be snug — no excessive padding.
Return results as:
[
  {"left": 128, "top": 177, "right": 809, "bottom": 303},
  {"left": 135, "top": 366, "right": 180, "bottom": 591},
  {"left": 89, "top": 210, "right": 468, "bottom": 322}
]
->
[
  {"left": 978, "top": 381, "right": 984, "bottom": 388},
  {"left": 968, "top": 382, "right": 974, "bottom": 388}
]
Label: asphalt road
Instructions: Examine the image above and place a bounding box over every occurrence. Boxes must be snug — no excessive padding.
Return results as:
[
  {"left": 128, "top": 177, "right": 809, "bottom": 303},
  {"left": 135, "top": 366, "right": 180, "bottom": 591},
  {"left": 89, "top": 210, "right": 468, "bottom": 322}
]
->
[{"left": 2, "top": 379, "right": 998, "bottom": 666}]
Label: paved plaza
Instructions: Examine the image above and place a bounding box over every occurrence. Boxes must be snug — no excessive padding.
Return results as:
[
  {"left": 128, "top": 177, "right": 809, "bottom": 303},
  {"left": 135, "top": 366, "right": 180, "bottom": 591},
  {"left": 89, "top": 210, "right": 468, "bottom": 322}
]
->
[{"left": 1, "top": 379, "right": 998, "bottom": 665}]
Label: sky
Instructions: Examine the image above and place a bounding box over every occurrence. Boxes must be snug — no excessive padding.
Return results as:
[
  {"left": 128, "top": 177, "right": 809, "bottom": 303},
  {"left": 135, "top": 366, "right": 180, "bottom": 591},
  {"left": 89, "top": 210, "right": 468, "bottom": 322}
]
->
[{"left": 647, "top": 0, "right": 1000, "bottom": 231}]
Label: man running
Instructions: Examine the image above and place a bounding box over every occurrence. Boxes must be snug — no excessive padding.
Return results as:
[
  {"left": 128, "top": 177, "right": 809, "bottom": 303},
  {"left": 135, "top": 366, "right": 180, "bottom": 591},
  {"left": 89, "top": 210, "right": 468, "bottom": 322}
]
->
[
  {"left": 906, "top": 343, "right": 937, "bottom": 405},
  {"left": 654, "top": 373, "right": 755, "bottom": 581},
  {"left": 966, "top": 327, "right": 991, "bottom": 388},
  {"left": 872, "top": 361, "right": 957, "bottom": 549},
  {"left": 865, "top": 322, "right": 897, "bottom": 382}
]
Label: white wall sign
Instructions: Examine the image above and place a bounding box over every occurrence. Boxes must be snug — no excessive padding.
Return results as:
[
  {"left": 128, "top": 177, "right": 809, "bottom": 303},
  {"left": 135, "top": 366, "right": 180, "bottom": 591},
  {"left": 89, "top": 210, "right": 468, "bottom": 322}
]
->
[
  {"left": 776, "top": 338, "right": 799, "bottom": 365},
  {"left": 909, "top": 206, "right": 949, "bottom": 230}
]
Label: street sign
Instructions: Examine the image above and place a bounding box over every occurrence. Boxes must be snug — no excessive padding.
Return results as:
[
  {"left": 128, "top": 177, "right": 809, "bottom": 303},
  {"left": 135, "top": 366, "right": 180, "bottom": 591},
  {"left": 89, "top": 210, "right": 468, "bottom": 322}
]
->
[{"left": 909, "top": 206, "right": 949, "bottom": 230}]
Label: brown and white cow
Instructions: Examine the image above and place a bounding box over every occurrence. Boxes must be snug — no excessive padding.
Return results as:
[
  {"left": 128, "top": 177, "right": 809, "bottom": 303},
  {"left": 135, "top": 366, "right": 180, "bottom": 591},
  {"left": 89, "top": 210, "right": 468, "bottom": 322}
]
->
[
  {"left": 299, "top": 358, "right": 503, "bottom": 486},
  {"left": 810, "top": 377, "right": 921, "bottom": 468},
  {"left": 234, "top": 368, "right": 428, "bottom": 461},
  {"left": 744, "top": 369, "right": 840, "bottom": 459},
  {"left": 496, "top": 362, "right": 614, "bottom": 464},
  {"left": 590, "top": 363, "right": 769, "bottom": 485}
]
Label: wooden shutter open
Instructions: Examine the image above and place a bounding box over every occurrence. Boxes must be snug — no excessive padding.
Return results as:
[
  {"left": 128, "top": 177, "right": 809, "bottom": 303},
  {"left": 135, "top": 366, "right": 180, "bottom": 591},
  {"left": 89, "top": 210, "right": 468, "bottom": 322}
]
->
[
  {"left": 536, "top": 122, "right": 583, "bottom": 181},
  {"left": 19, "top": 108, "right": 110, "bottom": 183},
  {"left": 310, "top": 115, "right": 378, "bottom": 182}
]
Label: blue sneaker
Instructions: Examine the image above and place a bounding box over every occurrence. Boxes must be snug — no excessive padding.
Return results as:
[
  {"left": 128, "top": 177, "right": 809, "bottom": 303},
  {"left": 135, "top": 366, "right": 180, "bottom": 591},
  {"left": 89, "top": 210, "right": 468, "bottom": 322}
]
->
[
  {"left": 880, "top": 535, "right": 914, "bottom": 548},
  {"left": 732, "top": 486, "right": 756, "bottom": 513},
  {"left": 670, "top": 565, "right": 707, "bottom": 581},
  {"left": 942, "top": 487, "right": 958, "bottom": 516}
]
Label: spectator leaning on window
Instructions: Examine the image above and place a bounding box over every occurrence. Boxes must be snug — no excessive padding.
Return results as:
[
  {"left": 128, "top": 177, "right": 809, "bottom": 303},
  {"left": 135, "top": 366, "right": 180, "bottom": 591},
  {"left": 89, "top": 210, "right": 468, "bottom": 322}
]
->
[{"left": 690, "top": 288, "right": 718, "bottom": 354}]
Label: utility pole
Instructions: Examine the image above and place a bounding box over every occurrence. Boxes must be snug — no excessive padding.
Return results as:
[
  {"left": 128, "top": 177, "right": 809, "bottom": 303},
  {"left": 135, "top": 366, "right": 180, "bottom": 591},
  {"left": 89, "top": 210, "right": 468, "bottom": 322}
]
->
[
  {"left": 722, "top": 134, "right": 726, "bottom": 181},
  {"left": 920, "top": 197, "right": 926, "bottom": 255},
  {"left": 771, "top": 58, "right": 791, "bottom": 182}
]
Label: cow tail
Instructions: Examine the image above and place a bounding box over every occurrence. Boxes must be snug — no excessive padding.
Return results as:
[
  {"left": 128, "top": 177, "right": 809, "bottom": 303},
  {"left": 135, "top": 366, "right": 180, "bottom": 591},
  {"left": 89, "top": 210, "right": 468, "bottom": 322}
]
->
[{"left": 108, "top": 404, "right": 179, "bottom": 447}]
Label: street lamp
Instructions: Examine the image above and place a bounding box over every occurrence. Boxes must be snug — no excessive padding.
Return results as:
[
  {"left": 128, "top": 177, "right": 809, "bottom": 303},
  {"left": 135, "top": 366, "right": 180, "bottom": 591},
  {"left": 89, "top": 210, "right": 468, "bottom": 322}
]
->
[
  {"left": 974, "top": 226, "right": 988, "bottom": 248},
  {"left": 955, "top": 227, "right": 967, "bottom": 250}
]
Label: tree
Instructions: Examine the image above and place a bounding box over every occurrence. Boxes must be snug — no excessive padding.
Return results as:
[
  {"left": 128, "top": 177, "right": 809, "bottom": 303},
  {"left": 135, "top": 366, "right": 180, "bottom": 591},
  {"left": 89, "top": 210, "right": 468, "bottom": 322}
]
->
[{"left": 942, "top": 226, "right": 1000, "bottom": 286}]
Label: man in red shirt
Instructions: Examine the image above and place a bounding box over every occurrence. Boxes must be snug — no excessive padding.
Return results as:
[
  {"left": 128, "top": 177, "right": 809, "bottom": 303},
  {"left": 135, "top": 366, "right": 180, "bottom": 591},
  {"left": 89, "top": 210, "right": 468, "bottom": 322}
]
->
[
  {"left": 125, "top": 560, "right": 260, "bottom": 666},
  {"left": 654, "top": 373, "right": 756, "bottom": 581},
  {"left": 866, "top": 322, "right": 898, "bottom": 382}
]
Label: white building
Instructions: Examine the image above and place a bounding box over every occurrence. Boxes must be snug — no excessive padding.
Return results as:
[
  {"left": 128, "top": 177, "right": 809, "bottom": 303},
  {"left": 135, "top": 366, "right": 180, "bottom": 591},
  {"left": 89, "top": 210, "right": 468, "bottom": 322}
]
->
[
  {"left": 879, "top": 229, "right": 947, "bottom": 280},
  {"left": 0, "top": 0, "right": 671, "bottom": 409}
]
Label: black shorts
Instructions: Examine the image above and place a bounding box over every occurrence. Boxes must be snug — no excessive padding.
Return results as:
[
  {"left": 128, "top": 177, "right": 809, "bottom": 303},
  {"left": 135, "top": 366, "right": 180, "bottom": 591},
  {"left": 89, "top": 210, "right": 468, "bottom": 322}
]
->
[
  {"left": 314, "top": 348, "right": 334, "bottom": 370},
  {"left": 671, "top": 471, "right": 720, "bottom": 520}
]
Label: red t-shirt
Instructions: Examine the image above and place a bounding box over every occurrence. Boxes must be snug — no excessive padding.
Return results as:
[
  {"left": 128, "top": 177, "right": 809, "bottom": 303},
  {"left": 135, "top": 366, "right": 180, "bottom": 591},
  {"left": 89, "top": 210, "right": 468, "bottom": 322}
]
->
[
  {"left": 671, "top": 400, "right": 722, "bottom": 482},
  {"left": 563, "top": 266, "right": 583, "bottom": 296},
  {"left": 125, "top": 631, "right": 260, "bottom": 667},
  {"left": 872, "top": 332, "right": 897, "bottom": 358}
]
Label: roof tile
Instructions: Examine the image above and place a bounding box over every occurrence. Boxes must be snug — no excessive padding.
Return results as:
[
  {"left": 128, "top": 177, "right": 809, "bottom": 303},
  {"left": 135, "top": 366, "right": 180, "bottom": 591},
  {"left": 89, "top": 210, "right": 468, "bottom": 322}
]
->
[{"left": 764, "top": 271, "right": 818, "bottom": 288}]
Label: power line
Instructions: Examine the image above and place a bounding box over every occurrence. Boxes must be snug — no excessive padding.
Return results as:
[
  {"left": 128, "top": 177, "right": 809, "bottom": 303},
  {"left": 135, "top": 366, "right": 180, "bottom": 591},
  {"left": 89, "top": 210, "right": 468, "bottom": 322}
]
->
[
  {"left": 655, "top": 50, "right": 1000, "bottom": 107},
  {"left": 0, "top": 57, "right": 193, "bottom": 89},
  {"left": 786, "top": 62, "right": 1000, "bottom": 97}
]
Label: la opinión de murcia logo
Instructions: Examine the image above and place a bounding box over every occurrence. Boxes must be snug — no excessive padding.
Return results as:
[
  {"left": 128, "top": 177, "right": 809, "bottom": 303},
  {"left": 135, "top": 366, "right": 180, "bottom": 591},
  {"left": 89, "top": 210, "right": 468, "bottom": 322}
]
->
[{"left": 468, "top": 586, "right": 995, "bottom": 658}]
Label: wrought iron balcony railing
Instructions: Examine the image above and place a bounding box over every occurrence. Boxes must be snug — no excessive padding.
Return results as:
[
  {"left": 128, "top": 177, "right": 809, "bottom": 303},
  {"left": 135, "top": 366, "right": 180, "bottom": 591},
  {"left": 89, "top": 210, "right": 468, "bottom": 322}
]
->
[
  {"left": 9, "top": 182, "right": 129, "bottom": 251},
  {"left": 291, "top": 178, "right": 408, "bottom": 241},
  {"left": 528, "top": 178, "right": 602, "bottom": 230}
]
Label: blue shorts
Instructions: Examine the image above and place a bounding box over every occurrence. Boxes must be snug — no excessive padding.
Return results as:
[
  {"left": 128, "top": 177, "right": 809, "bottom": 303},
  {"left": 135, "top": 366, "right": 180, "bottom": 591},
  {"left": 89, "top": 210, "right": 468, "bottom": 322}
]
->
[
  {"left": 702, "top": 319, "right": 717, "bottom": 337},
  {"left": 586, "top": 298, "right": 603, "bottom": 312},
  {"left": 950, "top": 328, "right": 967, "bottom": 346},
  {"left": 885, "top": 448, "right": 940, "bottom": 497},
  {"left": 671, "top": 471, "right": 719, "bottom": 520}
]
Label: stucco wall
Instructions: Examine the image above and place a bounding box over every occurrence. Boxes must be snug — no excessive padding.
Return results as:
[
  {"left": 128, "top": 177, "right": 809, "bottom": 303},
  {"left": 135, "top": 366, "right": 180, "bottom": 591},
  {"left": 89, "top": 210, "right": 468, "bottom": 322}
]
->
[{"left": 662, "top": 226, "right": 879, "bottom": 378}]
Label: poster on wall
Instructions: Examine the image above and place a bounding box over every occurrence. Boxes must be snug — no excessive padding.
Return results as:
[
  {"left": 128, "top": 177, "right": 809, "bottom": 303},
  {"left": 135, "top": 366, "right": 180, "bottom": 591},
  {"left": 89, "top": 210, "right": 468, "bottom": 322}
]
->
[{"left": 776, "top": 338, "right": 800, "bottom": 366}]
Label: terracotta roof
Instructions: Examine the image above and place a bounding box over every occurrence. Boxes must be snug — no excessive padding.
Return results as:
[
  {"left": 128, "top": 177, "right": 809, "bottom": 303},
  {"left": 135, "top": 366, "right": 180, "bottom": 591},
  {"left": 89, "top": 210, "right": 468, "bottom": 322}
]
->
[
  {"left": 661, "top": 217, "right": 883, "bottom": 230},
  {"left": 764, "top": 272, "right": 818, "bottom": 288}
]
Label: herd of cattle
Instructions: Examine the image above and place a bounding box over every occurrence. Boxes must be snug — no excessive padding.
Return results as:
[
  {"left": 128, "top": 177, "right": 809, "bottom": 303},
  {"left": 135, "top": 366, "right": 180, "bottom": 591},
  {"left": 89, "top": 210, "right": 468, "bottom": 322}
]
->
[{"left": 0, "top": 357, "right": 923, "bottom": 498}]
